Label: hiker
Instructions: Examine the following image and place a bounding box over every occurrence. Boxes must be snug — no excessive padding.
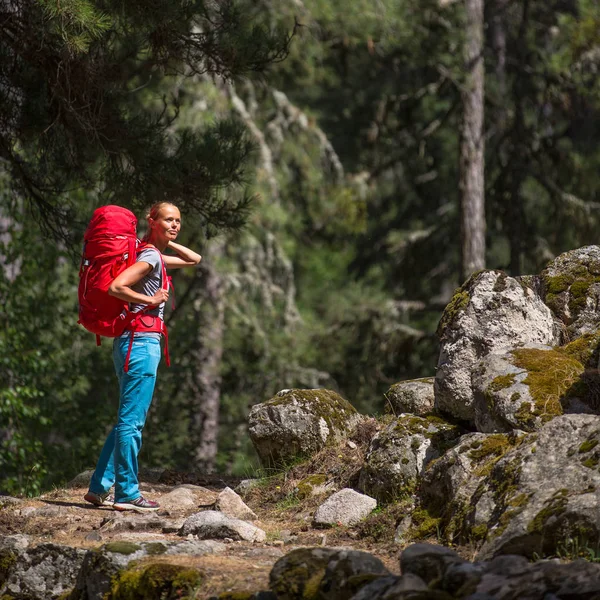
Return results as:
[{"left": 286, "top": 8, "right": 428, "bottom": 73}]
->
[{"left": 84, "top": 202, "right": 201, "bottom": 512}]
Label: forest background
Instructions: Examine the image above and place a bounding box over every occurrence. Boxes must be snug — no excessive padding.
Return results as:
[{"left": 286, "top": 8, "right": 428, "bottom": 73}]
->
[{"left": 2, "top": 0, "right": 600, "bottom": 496}]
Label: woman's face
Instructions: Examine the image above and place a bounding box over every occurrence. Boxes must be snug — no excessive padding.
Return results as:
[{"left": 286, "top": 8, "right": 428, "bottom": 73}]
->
[{"left": 151, "top": 204, "right": 181, "bottom": 242}]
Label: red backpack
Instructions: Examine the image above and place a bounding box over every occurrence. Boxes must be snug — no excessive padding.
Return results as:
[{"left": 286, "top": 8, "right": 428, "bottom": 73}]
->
[{"left": 78, "top": 205, "right": 171, "bottom": 371}]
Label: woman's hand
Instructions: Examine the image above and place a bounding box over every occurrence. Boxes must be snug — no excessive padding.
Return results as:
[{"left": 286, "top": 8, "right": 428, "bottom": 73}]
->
[{"left": 149, "top": 289, "right": 169, "bottom": 306}]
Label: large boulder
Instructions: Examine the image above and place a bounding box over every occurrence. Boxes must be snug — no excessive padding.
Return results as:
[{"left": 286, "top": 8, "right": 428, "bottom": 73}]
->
[
  {"left": 0, "top": 543, "right": 86, "bottom": 600},
  {"left": 458, "top": 415, "right": 600, "bottom": 559},
  {"left": 418, "top": 431, "right": 525, "bottom": 543},
  {"left": 541, "top": 245, "right": 600, "bottom": 338},
  {"left": 358, "top": 415, "right": 462, "bottom": 502},
  {"left": 248, "top": 389, "right": 361, "bottom": 467},
  {"left": 435, "top": 270, "right": 560, "bottom": 424},
  {"left": 269, "top": 547, "right": 389, "bottom": 600},
  {"left": 472, "top": 346, "right": 596, "bottom": 433},
  {"left": 385, "top": 378, "right": 435, "bottom": 416}
]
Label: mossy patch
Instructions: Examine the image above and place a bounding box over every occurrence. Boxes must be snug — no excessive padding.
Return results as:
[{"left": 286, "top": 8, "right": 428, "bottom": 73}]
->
[
  {"left": 488, "top": 374, "right": 517, "bottom": 393},
  {"left": 543, "top": 263, "right": 600, "bottom": 320},
  {"left": 409, "top": 507, "right": 442, "bottom": 540},
  {"left": 468, "top": 433, "right": 522, "bottom": 477},
  {"left": 110, "top": 562, "right": 203, "bottom": 600},
  {"left": 579, "top": 439, "right": 599, "bottom": 454},
  {"left": 527, "top": 489, "right": 569, "bottom": 535},
  {"left": 510, "top": 348, "right": 584, "bottom": 429},
  {"left": 557, "top": 332, "right": 600, "bottom": 367},
  {"left": 0, "top": 550, "right": 16, "bottom": 586},
  {"left": 104, "top": 542, "right": 141, "bottom": 555},
  {"left": 296, "top": 474, "right": 327, "bottom": 499}
]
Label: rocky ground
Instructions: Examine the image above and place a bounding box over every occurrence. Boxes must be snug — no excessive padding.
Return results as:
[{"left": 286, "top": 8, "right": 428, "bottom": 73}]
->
[{"left": 0, "top": 466, "right": 403, "bottom": 599}]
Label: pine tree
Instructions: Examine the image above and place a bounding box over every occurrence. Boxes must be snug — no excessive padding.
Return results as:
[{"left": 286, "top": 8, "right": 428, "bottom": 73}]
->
[{"left": 0, "top": 0, "right": 292, "bottom": 241}]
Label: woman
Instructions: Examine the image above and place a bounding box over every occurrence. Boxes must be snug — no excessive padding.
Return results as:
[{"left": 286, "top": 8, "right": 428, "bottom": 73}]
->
[{"left": 84, "top": 202, "right": 201, "bottom": 512}]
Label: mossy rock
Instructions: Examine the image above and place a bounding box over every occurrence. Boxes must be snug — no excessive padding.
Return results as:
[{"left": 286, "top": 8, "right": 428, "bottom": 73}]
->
[
  {"left": 474, "top": 347, "right": 590, "bottom": 433},
  {"left": 110, "top": 562, "right": 204, "bottom": 600},
  {"left": 435, "top": 270, "right": 558, "bottom": 426},
  {"left": 248, "top": 389, "right": 362, "bottom": 467},
  {"left": 541, "top": 245, "right": 600, "bottom": 337},
  {"left": 269, "top": 548, "right": 337, "bottom": 600},
  {"left": 359, "top": 415, "right": 463, "bottom": 503},
  {"left": 385, "top": 378, "right": 435, "bottom": 416}
]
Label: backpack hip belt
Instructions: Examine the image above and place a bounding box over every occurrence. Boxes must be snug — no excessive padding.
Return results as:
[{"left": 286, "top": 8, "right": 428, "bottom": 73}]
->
[{"left": 122, "top": 312, "right": 171, "bottom": 373}]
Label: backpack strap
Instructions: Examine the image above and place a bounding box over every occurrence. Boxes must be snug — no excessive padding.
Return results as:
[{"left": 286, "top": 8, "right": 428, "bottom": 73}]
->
[{"left": 122, "top": 244, "right": 171, "bottom": 373}]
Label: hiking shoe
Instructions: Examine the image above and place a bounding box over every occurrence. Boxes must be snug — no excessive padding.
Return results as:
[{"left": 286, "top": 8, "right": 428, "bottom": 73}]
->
[
  {"left": 84, "top": 490, "right": 115, "bottom": 507},
  {"left": 113, "top": 496, "right": 160, "bottom": 513}
]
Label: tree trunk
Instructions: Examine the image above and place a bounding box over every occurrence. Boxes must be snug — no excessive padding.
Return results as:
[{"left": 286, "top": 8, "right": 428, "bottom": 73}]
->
[
  {"left": 187, "top": 243, "right": 225, "bottom": 473},
  {"left": 459, "top": 0, "right": 486, "bottom": 282}
]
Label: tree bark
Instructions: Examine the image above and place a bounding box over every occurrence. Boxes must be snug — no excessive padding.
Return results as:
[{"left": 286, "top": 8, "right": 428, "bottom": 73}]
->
[
  {"left": 459, "top": 0, "right": 486, "bottom": 282},
  {"left": 187, "top": 244, "right": 225, "bottom": 474}
]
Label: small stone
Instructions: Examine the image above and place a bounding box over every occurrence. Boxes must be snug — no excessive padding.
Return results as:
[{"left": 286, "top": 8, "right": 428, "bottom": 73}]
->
[
  {"left": 215, "top": 487, "right": 257, "bottom": 520},
  {"left": 347, "top": 440, "right": 357, "bottom": 449},
  {"left": 313, "top": 488, "right": 377, "bottom": 527},
  {"left": 85, "top": 532, "right": 103, "bottom": 542}
]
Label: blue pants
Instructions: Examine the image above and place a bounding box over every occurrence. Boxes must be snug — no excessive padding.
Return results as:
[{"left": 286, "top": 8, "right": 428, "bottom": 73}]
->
[{"left": 89, "top": 336, "right": 161, "bottom": 502}]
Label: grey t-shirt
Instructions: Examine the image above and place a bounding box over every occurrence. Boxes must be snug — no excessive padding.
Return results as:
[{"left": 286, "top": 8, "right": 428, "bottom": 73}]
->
[{"left": 119, "top": 247, "right": 165, "bottom": 340}]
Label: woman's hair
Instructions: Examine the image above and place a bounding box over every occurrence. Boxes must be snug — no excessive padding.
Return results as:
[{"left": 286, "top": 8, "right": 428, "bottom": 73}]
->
[{"left": 145, "top": 201, "right": 176, "bottom": 222}]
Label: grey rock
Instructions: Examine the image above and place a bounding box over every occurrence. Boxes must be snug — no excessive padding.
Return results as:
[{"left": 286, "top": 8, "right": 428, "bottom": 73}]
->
[
  {"left": 235, "top": 478, "right": 260, "bottom": 496},
  {"left": 313, "top": 489, "right": 376, "bottom": 527},
  {"left": 216, "top": 486, "right": 257, "bottom": 520},
  {"left": 347, "top": 576, "right": 401, "bottom": 600},
  {"left": 164, "top": 539, "right": 226, "bottom": 555},
  {"left": 0, "top": 542, "right": 86, "bottom": 600},
  {"left": 435, "top": 270, "right": 560, "bottom": 424},
  {"left": 320, "top": 549, "right": 390, "bottom": 599},
  {"left": 248, "top": 388, "right": 362, "bottom": 467},
  {"left": 442, "top": 561, "right": 486, "bottom": 597},
  {"left": 379, "top": 573, "right": 430, "bottom": 595},
  {"left": 157, "top": 487, "right": 199, "bottom": 512},
  {"left": 0, "top": 496, "right": 23, "bottom": 506},
  {"left": 385, "top": 378, "right": 435, "bottom": 416},
  {"left": 400, "top": 543, "right": 465, "bottom": 586},
  {"left": 467, "top": 415, "right": 600, "bottom": 559},
  {"left": 0, "top": 534, "right": 30, "bottom": 552},
  {"left": 359, "top": 414, "right": 462, "bottom": 502},
  {"left": 179, "top": 510, "right": 266, "bottom": 542}
]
